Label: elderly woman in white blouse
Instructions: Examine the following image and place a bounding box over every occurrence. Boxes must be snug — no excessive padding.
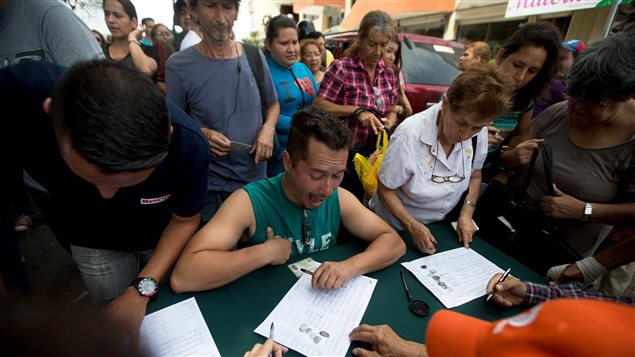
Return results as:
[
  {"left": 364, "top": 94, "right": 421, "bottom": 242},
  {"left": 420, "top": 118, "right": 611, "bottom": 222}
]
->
[{"left": 370, "top": 64, "right": 512, "bottom": 254}]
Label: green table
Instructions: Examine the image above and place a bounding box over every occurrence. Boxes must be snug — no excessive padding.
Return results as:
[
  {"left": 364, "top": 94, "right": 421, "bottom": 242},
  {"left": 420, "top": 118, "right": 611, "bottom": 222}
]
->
[{"left": 148, "top": 223, "right": 546, "bottom": 356}]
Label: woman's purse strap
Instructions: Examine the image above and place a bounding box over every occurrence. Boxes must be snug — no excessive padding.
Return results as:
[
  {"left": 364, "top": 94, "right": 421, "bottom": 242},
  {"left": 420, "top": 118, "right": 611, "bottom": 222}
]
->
[
  {"left": 517, "top": 146, "right": 540, "bottom": 196},
  {"left": 515, "top": 142, "right": 554, "bottom": 197},
  {"left": 540, "top": 142, "right": 555, "bottom": 196}
]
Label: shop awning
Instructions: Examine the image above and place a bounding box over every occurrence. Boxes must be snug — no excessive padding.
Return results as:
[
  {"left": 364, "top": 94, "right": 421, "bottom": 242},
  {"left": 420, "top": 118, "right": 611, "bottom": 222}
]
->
[
  {"left": 505, "top": 0, "right": 631, "bottom": 18},
  {"left": 293, "top": 0, "right": 346, "bottom": 12},
  {"left": 339, "top": 0, "right": 456, "bottom": 31}
]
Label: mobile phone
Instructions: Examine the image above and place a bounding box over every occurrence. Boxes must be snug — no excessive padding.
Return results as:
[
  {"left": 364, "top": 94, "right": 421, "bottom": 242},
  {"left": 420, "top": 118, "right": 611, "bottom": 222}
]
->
[{"left": 231, "top": 141, "right": 252, "bottom": 150}]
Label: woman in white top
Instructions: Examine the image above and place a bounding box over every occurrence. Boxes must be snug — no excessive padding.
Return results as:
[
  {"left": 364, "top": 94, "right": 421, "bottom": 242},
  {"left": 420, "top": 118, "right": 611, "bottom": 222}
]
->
[{"left": 370, "top": 64, "right": 512, "bottom": 254}]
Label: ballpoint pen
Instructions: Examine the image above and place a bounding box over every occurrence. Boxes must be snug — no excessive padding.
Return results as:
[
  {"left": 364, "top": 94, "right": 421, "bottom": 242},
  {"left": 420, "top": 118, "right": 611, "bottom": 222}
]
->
[
  {"left": 269, "top": 322, "right": 274, "bottom": 357},
  {"left": 270, "top": 322, "right": 274, "bottom": 340},
  {"left": 485, "top": 268, "right": 511, "bottom": 304},
  {"left": 300, "top": 268, "right": 314, "bottom": 275}
]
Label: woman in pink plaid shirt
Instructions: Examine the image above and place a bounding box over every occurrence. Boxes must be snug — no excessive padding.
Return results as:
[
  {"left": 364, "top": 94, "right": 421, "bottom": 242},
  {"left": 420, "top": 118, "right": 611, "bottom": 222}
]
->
[{"left": 314, "top": 10, "right": 399, "bottom": 146}]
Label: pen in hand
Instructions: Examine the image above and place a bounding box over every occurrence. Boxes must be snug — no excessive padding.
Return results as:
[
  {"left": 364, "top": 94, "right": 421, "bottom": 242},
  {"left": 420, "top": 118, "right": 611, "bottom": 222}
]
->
[
  {"left": 300, "top": 268, "right": 314, "bottom": 275},
  {"left": 270, "top": 322, "right": 274, "bottom": 340},
  {"left": 485, "top": 268, "right": 511, "bottom": 304},
  {"left": 269, "top": 322, "right": 274, "bottom": 357}
]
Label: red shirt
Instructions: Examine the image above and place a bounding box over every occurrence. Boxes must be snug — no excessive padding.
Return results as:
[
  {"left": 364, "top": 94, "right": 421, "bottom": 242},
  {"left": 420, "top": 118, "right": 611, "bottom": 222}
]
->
[{"left": 317, "top": 53, "right": 398, "bottom": 146}]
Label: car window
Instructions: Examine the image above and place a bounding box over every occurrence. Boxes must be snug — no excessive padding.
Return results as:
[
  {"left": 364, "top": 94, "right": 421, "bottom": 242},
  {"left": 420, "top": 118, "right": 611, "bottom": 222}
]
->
[
  {"left": 324, "top": 41, "right": 337, "bottom": 55},
  {"left": 401, "top": 42, "right": 461, "bottom": 86}
]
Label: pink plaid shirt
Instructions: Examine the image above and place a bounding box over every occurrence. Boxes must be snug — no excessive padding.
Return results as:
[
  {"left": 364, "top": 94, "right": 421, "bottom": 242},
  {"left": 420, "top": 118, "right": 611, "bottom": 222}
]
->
[{"left": 317, "top": 54, "right": 398, "bottom": 146}]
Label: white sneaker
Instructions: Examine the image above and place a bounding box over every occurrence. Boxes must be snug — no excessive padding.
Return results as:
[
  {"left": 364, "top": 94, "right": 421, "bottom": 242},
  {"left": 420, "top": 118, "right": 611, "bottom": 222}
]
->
[{"left": 14, "top": 215, "right": 33, "bottom": 232}]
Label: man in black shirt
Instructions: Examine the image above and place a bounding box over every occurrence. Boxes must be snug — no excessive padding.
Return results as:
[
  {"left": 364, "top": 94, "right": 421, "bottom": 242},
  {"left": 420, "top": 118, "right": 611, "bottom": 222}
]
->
[{"left": 0, "top": 60, "right": 209, "bottom": 347}]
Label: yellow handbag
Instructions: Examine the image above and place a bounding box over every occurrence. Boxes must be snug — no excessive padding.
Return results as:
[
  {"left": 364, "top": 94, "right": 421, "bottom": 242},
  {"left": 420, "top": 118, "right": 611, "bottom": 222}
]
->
[{"left": 353, "top": 131, "right": 389, "bottom": 199}]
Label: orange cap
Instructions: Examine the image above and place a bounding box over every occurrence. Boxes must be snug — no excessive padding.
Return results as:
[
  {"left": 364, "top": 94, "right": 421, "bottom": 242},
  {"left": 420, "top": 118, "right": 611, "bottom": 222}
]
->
[{"left": 427, "top": 299, "right": 635, "bottom": 357}]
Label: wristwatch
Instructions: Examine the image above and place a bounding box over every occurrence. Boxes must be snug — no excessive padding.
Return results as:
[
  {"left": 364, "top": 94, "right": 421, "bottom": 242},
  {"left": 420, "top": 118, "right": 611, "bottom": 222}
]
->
[
  {"left": 582, "top": 202, "right": 593, "bottom": 221},
  {"left": 130, "top": 277, "right": 158, "bottom": 298}
]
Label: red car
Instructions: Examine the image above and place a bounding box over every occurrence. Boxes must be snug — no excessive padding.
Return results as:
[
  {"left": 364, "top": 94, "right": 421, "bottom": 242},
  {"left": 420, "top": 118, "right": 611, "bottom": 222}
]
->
[{"left": 324, "top": 32, "right": 463, "bottom": 114}]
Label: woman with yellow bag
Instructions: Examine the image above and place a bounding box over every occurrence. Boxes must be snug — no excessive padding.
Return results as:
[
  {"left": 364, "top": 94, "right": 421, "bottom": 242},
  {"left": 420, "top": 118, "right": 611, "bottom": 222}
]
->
[{"left": 369, "top": 64, "right": 512, "bottom": 254}]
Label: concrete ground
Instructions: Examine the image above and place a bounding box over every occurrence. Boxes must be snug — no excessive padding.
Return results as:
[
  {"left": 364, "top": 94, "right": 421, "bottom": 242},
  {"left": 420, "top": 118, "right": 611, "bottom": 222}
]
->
[{"left": 17, "top": 217, "right": 87, "bottom": 303}]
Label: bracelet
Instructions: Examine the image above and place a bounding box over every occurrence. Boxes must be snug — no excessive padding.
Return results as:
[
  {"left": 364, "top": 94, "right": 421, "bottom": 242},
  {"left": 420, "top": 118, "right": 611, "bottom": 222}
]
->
[
  {"left": 464, "top": 199, "right": 476, "bottom": 208},
  {"left": 128, "top": 40, "right": 141, "bottom": 46},
  {"left": 352, "top": 107, "right": 368, "bottom": 119}
]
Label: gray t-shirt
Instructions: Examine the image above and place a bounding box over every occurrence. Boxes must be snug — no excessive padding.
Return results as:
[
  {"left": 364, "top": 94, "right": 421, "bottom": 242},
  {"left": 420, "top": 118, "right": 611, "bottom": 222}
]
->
[
  {"left": 166, "top": 45, "right": 277, "bottom": 193},
  {"left": 0, "top": 0, "right": 104, "bottom": 68},
  {"left": 525, "top": 102, "right": 635, "bottom": 257}
]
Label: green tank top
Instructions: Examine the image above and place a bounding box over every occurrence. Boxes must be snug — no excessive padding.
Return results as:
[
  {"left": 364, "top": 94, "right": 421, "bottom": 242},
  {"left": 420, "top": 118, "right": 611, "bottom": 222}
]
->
[{"left": 243, "top": 173, "right": 341, "bottom": 256}]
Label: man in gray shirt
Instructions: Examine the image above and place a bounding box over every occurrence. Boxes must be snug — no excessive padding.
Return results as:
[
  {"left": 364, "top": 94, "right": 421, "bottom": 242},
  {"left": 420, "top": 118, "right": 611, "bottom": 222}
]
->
[
  {"left": 0, "top": 0, "right": 105, "bottom": 294},
  {"left": 0, "top": 0, "right": 104, "bottom": 67},
  {"left": 166, "top": 0, "right": 279, "bottom": 223}
]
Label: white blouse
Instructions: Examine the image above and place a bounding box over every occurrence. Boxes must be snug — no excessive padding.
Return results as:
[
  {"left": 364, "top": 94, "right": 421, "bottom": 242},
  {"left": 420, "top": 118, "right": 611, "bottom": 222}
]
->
[{"left": 369, "top": 103, "right": 488, "bottom": 230}]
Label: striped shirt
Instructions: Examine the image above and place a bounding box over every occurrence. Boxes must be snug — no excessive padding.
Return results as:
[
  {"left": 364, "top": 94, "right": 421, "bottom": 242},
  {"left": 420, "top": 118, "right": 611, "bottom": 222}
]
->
[
  {"left": 317, "top": 53, "right": 398, "bottom": 146},
  {"left": 523, "top": 281, "right": 635, "bottom": 306}
]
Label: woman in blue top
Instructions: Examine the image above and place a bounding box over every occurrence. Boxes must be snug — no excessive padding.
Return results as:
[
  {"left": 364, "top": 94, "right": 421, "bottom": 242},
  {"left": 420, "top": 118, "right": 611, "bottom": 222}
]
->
[{"left": 264, "top": 15, "right": 318, "bottom": 177}]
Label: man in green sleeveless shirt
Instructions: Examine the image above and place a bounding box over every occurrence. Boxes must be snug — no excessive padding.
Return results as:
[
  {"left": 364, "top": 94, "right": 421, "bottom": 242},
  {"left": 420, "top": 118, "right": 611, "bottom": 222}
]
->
[{"left": 171, "top": 107, "right": 405, "bottom": 292}]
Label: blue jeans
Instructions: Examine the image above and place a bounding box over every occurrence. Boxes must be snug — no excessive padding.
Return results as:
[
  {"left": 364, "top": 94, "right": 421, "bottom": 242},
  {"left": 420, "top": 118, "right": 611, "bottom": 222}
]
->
[
  {"left": 201, "top": 190, "right": 232, "bottom": 225},
  {"left": 70, "top": 245, "right": 153, "bottom": 305}
]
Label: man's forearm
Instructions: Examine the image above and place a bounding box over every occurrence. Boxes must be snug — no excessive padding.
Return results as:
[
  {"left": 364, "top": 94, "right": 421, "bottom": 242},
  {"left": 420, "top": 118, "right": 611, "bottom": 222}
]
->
[
  {"left": 171, "top": 244, "right": 273, "bottom": 293},
  {"left": 594, "top": 233, "right": 635, "bottom": 271},
  {"left": 137, "top": 213, "right": 200, "bottom": 282},
  {"left": 263, "top": 102, "right": 280, "bottom": 128},
  {"left": 341, "top": 232, "right": 405, "bottom": 276}
]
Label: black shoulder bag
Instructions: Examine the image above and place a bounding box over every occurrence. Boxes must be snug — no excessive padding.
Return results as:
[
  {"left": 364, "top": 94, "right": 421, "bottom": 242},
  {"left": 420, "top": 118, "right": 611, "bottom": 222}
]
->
[{"left": 473, "top": 142, "right": 582, "bottom": 275}]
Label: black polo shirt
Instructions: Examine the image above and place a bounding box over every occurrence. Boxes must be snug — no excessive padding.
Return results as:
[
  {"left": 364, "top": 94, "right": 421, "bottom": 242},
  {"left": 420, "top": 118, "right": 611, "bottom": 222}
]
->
[{"left": 1, "top": 61, "right": 209, "bottom": 251}]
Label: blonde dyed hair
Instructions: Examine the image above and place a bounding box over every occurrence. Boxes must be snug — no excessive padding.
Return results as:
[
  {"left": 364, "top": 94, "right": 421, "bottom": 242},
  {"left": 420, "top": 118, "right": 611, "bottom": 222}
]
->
[
  {"left": 446, "top": 63, "right": 513, "bottom": 121},
  {"left": 465, "top": 41, "right": 491, "bottom": 63}
]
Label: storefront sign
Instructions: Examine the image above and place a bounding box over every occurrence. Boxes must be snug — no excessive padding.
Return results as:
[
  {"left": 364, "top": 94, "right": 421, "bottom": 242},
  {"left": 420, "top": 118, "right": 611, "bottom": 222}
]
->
[{"left": 506, "top": 0, "right": 629, "bottom": 18}]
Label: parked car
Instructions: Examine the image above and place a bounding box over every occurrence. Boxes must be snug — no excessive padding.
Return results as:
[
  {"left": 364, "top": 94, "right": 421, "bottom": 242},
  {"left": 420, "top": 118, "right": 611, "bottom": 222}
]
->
[{"left": 325, "top": 32, "right": 463, "bottom": 114}]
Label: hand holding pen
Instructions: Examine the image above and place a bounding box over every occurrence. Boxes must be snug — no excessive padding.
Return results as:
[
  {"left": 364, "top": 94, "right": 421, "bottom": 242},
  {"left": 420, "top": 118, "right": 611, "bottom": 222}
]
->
[
  {"left": 485, "top": 270, "right": 528, "bottom": 307},
  {"left": 243, "top": 338, "right": 287, "bottom": 357},
  {"left": 485, "top": 268, "right": 510, "bottom": 304}
]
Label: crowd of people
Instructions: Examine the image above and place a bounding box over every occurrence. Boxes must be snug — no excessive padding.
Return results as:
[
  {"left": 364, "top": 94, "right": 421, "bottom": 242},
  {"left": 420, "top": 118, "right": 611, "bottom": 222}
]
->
[{"left": 1, "top": 0, "right": 634, "bottom": 355}]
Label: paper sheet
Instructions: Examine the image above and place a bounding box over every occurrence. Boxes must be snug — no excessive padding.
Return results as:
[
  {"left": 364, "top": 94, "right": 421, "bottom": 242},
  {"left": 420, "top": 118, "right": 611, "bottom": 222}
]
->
[
  {"left": 138, "top": 297, "right": 220, "bottom": 356},
  {"left": 254, "top": 274, "right": 377, "bottom": 356},
  {"left": 402, "top": 248, "right": 504, "bottom": 308}
]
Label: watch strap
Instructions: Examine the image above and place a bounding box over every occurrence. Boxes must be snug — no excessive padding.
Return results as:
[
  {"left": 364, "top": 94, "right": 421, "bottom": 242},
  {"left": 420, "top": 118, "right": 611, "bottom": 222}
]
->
[{"left": 582, "top": 202, "right": 593, "bottom": 221}]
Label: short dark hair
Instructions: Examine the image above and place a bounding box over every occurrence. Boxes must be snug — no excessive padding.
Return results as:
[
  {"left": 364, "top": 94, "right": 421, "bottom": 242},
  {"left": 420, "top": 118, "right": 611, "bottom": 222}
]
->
[
  {"left": 305, "top": 31, "right": 324, "bottom": 40},
  {"left": 141, "top": 17, "right": 154, "bottom": 26},
  {"left": 103, "top": 0, "right": 137, "bottom": 20},
  {"left": 264, "top": 15, "right": 297, "bottom": 54},
  {"left": 287, "top": 107, "right": 352, "bottom": 165},
  {"left": 50, "top": 60, "right": 171, "bottom": 172},
  {"left": 566, "top": 32, "right": 635, "bottom": 102},
  {"left": 189, "top": 0, "right": 240, "bottom": 9},
  {"left": 498, "top": 22, "right": 561, "bottom": 108}
]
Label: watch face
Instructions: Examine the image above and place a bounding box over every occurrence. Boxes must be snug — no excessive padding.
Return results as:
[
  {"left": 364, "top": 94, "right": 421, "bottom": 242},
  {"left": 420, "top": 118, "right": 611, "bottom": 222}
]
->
[{"left": 138, "top": 278, "right": 158, "bottom": 296}]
